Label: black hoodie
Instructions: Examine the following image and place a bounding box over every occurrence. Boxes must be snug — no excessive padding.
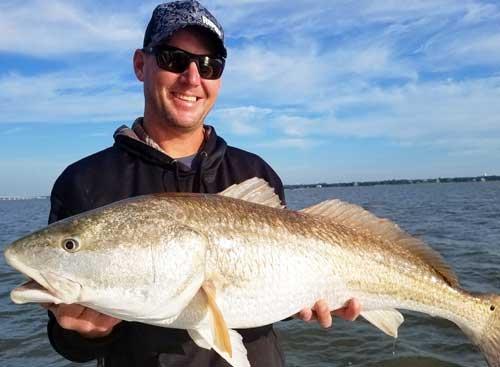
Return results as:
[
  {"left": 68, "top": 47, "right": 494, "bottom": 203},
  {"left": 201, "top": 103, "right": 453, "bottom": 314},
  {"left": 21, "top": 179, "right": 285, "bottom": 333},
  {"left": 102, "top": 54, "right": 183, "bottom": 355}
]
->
[{"left": 47, "top": 124, "right": 286, "bottom": 367}]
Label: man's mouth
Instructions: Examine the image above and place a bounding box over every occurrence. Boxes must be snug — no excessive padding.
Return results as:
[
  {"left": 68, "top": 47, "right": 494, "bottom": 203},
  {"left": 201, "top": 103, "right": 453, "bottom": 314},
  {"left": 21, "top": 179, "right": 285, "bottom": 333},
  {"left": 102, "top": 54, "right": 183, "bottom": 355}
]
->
[{"left": 172, "top": 92, "right": 199, "bottom": 102}]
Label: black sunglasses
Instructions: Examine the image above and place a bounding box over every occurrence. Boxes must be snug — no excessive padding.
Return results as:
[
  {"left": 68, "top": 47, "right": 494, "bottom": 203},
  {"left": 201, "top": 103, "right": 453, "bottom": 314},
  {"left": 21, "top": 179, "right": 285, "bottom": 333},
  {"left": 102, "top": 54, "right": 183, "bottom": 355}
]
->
[{"left": 143, "top": 45, "right": 225, "bottom": 80}]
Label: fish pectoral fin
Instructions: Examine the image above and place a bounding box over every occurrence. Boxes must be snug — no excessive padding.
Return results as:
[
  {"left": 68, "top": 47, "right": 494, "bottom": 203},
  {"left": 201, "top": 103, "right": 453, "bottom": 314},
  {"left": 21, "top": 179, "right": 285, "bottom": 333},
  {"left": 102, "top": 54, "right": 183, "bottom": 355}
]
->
[
  {"left": 187, "top": 328, "right": 212, "bottom": 349},
  {"left": 188, "top": 328, "right": 249, "bottom": 367},
  {"left": 361, "top": 309, "right": 405, "bottom": 338},
  {"left": 186, "top": 281, "right": 250, "bottom": 367},
  {"left": 201, "top": 281, "right": 232, "bottom": 356},
  {"left": 219, "top": 177, "right": 284, "bottom": 208}
]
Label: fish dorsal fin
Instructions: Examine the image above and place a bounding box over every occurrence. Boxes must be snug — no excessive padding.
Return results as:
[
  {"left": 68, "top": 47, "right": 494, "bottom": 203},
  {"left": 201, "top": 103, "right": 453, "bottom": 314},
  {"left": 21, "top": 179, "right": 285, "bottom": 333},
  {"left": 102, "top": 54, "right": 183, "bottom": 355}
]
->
[
  {"left": 201, "top": 281, "right": 232, "bottom": 357},
  {"left": 361, "top": 309, "right": 405, "bottom": 338},
  {"left": 219, "top": 177, "right": 284, "bottom": 209},
  {"left": 300, "top": 200, "right": 459, "bottom": 287}
]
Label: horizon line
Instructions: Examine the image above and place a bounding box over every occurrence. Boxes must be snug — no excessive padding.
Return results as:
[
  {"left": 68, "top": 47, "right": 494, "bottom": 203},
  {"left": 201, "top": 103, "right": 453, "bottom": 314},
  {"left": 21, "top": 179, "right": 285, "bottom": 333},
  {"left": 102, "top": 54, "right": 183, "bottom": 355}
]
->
[{"left": 1, "top": 174, "right": 499, "bottom": 199}]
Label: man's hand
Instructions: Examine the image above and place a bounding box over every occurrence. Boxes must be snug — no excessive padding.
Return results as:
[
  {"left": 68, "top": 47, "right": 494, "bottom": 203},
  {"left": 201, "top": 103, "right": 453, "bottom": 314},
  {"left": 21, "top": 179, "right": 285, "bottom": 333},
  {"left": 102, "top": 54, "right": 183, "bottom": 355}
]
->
[
  {"left": 43, "top": 303, "right": 122, "bottom": 339},
  {"left": 296, "top": 298, "right": 361, "bottom": 328}
]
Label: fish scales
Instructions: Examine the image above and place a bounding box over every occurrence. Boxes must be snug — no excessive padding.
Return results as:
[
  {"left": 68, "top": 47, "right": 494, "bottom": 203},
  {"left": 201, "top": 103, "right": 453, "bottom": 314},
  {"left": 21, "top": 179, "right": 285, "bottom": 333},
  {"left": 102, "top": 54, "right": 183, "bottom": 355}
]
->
[{"left": 152, "top": 195, "right": 486, "bottom": 330}]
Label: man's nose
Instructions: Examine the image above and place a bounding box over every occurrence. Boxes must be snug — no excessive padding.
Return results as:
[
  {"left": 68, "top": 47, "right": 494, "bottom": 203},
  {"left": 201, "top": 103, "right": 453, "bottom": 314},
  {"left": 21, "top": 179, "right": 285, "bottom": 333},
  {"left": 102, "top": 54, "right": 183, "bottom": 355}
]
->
[{"left": 180, "top": 61, "right": 201, "bottom": 86}]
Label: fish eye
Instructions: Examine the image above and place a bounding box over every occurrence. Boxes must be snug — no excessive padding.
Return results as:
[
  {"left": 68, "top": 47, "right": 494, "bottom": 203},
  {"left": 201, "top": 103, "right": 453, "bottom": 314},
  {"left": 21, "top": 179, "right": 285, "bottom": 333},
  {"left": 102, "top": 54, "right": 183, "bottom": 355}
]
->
[
  {"left": 491, "top": 305, "right": 496, "bottom": 312},
  {"left": 62, "top": 239, "right": 80, "bottom": 252}
]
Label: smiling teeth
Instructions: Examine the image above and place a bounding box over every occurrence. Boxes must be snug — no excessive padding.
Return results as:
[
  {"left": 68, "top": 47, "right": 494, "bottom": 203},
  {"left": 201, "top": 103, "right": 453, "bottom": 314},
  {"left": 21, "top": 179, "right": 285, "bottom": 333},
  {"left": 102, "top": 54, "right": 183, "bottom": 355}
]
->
[{"left": 175, "top": 93, "right": 197, "bottom": 102}]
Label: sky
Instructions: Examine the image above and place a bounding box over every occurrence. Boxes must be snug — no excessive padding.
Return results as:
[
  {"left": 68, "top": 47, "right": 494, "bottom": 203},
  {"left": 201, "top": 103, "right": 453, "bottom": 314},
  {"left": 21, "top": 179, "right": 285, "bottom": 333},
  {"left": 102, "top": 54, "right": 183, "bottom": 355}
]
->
[{"left": 1, "top": 0, "right": 500, "bottom": 196}]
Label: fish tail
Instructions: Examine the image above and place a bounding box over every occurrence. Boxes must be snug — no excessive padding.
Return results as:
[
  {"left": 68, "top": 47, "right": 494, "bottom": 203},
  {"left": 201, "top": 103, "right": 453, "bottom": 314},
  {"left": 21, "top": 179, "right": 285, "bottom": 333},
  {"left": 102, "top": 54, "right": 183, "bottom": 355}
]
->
[{"left": 461, "top": 294, "right": 500, "bottom": 367}]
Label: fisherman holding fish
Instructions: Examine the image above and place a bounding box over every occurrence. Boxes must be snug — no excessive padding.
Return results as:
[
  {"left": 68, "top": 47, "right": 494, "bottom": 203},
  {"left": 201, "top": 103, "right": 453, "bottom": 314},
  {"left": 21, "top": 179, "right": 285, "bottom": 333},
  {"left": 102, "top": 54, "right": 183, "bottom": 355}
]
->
[
  {"left": 38, "top": 1, "right": 360, "bottom": 366},
  {"left": 5, "top": 2, "right": 500, "bottom": 365}
]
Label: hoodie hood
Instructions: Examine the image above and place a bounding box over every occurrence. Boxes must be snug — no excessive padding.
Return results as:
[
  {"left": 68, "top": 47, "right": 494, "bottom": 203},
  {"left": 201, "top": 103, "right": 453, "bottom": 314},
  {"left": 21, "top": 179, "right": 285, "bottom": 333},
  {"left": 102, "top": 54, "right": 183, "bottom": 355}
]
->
[{"left": 113, "top": 118, "right": 227, "bottom": 184}]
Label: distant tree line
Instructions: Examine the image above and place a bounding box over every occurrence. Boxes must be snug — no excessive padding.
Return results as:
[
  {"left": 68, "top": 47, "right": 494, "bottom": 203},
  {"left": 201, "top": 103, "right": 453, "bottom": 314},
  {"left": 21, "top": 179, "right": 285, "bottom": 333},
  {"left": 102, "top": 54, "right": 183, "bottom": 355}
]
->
[{"left": 284, "top": 175, "right": 500, "bottom": 190}]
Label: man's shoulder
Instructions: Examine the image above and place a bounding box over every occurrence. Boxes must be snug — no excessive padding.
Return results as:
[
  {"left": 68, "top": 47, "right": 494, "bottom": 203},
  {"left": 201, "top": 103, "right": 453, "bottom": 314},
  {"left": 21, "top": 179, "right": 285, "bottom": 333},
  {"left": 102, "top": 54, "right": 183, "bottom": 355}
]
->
[
  {"left": 223, "top": 144, "right": 280, "bottom": 178},
  {"left": 225, "top": 145, "right": 268, "bottom": 165},
  {"left": 222, "top": 145, "right": 285, "bottom": 202},
  {"left": 59, "top": 145, "right": 124, "bottom": 181}
]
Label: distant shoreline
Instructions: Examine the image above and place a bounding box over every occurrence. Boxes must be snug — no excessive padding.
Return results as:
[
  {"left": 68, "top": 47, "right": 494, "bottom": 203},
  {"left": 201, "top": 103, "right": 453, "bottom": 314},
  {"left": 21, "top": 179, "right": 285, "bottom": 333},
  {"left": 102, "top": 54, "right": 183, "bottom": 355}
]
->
[
  {"left": 0, "top": 195, "right": 49, "bottom": 201},
  {"left": 284, "top": 175, "right": 500, "bottom": 190},
  {"left": 1, "top": 175, "right": 499, "bottom": 199}
]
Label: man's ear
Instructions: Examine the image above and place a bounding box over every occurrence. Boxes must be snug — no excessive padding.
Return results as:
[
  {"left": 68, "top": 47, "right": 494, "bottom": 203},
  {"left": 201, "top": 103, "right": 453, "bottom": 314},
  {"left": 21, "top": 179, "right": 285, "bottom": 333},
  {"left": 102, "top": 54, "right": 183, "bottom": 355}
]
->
[{"left": 133, "top": 49, "right": 146, "bottom": 81}]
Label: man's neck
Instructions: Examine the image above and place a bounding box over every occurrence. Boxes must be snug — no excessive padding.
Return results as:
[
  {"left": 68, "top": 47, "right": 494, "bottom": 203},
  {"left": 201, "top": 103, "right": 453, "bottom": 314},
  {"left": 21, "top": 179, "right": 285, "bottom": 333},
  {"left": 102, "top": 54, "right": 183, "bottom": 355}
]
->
[{"left": 142, "top": 119, "right": 205, "bottom": 159}]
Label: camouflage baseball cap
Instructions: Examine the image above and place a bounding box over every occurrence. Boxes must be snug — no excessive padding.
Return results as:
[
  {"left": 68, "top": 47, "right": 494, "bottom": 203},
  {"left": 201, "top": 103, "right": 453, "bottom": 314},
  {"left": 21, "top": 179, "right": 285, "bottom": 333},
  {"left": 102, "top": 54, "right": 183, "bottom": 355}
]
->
[{"left": 143, "top": 0, "right": 227, "bottom": 58}]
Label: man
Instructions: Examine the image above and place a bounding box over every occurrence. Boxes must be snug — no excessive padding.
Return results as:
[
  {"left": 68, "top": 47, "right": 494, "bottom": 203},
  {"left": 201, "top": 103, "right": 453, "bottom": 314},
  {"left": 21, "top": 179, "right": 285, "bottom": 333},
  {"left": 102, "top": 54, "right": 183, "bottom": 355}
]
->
[{"left": 45, "top": 1, "right": 360, "bottom": 366}]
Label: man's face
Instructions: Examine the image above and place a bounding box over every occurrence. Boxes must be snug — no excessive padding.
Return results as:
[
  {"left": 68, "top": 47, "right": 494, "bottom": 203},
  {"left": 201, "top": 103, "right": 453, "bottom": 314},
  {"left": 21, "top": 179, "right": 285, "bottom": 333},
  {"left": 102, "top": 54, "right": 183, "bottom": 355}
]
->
[{"left": 139, "top": 28, "right": 222, "bottom": 131}]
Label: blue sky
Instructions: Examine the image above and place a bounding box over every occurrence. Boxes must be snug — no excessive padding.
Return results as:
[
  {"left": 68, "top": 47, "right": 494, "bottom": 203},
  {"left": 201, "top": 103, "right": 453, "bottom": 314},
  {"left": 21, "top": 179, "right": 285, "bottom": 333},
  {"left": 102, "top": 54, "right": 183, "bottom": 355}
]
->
[{"left": 1, "top": 0, "right": 500, "bottom": 196}]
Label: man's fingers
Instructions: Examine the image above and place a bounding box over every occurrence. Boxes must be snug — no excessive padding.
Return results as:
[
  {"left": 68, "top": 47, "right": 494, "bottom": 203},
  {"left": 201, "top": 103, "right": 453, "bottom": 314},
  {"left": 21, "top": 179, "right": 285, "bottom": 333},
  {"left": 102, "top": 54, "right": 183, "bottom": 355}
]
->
[
  {"left": 98, "top": 315, "right": 122, "bottom": 330},
  {"left": 82, "top": 308, "right": 121, "bottom": 329},
  {"left": 81, "top": 310, "right": 121, "bottom": 337},
  {"left": 297, "top": 308, "right": 314, "bottom": 322},
  {"left": 332, "top": 298, "right": 361, "bottom": 321},
  {"left": 312, "top": 299, "right": 332, "bottom": 328},
  {"left": 55, "top": 305, "right": 87, "bottom": 330},
  {"left": 52, "top": 305, "right": 97, "bottom": 332},
  {"left": 80, "top": 307, "right": 103, "bottom": 323},
  {"left": 45, "top": 304, "right": 121, "bottom": 338},
  {"left": 57, "top": 304, "right": 86, "bottom": 319}
]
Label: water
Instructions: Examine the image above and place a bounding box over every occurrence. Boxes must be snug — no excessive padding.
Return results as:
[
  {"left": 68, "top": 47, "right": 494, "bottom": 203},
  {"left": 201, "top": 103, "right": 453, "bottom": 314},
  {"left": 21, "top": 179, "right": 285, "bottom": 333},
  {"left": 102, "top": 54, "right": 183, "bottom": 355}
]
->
[{"left": 1, "top": 182, "right": 499, "bottom": 366}]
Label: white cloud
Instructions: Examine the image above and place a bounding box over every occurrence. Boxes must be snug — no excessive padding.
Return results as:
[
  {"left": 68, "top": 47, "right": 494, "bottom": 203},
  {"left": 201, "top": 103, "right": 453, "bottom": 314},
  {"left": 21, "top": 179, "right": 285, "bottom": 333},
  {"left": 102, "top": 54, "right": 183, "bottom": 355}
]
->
[
  {"left": 209, "top": 0, "right": 500, "bottom": 45},
  {"left": 0, "top": 0, "right": 144, "bottom": 57},
  {"left": 0, "top": 71, "right": 143, "bottom": 123},
  {"left": 277, "top": 76, "right": 500, "bottom": 143},
  {"left": 362, "top": 0, "right": 464, "bottom": 19},
  {"left": 223, "top": 44, "right": 325, "bottom": 98},
  {"left": 231, "top": 76, "right": 500, "bottom": 155},
  {"left": 442, "top": 33, "right": 500, "bottom": 66},
  {"left": 427, "top": 137, "right": 500, "bottom": 157},
  {"left": 1, "top": 0, "right": 499, "bottom": 160},
  {"left": 272, "top": 116, "right": 324, "bottom": 138},
  {"left": 221, "top": 43, "right": 345, "bottom": 111},
  {"left": 325, "top": 45, "right": 418, "bottom": 81},
  {"left": 462, "top": 2, "right": 500, "bottom": 23},
  {"left": 257, "top": 138, "right": 321, "bottom": 150},
  {"left": 214, "top": 0, "right": 500, "bottom": 78},
  {"left": 210, "top": 106, "right": 272, "bottom": 135},
  {"left": 1, "top": 127, "right": 27, "bottom": 135}
]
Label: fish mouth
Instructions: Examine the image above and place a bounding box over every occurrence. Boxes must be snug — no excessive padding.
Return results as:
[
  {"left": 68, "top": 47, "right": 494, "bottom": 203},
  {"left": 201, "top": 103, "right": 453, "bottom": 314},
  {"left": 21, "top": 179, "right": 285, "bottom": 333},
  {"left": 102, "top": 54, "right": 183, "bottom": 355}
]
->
[
  {"left": 11, "top": 278, "right": 63, "bottom": 304},
  {"left": 5, "top": 249, "right": 81, "bottom": 305}
]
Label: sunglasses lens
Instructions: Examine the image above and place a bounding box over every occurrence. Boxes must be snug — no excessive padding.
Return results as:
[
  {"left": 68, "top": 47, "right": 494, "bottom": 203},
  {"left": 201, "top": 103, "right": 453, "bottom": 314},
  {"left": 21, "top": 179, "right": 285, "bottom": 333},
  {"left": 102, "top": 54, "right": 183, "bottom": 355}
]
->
[
  {"left": 153, "top": 47, "right": 224, "bottom": 80},
  {"left": 198, "top": 57, "right": 224, "bottom": 80},
  {"left": 156, "top": 50, "right": 190, "bottom": 73}
]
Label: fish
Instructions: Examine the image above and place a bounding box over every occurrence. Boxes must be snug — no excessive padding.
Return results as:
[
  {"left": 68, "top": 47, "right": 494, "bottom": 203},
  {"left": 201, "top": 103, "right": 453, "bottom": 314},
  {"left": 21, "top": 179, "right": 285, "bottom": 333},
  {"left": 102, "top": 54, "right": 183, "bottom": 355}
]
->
[{"left": 3, "top": 177, "right": 500, "bottom": 367}]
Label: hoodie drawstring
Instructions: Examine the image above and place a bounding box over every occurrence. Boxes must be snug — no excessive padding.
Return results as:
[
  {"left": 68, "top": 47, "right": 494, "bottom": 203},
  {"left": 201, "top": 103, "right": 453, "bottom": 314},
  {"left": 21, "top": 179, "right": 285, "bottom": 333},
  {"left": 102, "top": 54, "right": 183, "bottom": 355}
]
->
[
  {"left": 170, "top": 159, "right": 181, "bottom": 192},
  {"left": 193, "top": 151, "right": 208, "bottom": 192}
]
